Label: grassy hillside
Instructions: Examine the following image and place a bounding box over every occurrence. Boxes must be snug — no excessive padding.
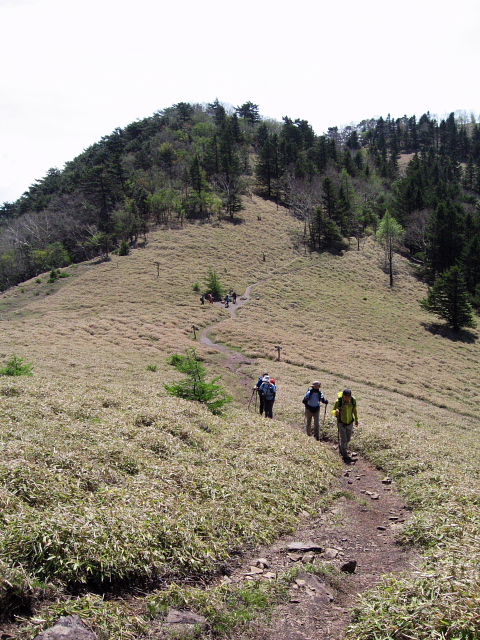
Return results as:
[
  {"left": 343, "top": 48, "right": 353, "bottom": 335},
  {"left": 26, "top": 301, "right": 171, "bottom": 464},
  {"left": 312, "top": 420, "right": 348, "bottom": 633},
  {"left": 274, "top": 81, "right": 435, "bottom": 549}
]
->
[{"left": 1, "top": 197, "right": 480, "bottom": 639}]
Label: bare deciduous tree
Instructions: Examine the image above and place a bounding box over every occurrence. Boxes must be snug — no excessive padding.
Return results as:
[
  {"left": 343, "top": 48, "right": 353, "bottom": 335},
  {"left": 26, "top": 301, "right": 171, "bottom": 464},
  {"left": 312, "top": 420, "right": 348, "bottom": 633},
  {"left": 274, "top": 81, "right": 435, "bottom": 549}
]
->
[{"left": 405, "top": 209, "right": 431, "bottom": 259}]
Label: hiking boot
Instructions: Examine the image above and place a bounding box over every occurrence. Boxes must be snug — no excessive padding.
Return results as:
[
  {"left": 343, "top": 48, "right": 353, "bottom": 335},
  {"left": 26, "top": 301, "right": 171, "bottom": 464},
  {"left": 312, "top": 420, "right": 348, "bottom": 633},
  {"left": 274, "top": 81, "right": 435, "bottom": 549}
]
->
[{"left": 342, "top": 455, "right": 352, "bottom": 464}]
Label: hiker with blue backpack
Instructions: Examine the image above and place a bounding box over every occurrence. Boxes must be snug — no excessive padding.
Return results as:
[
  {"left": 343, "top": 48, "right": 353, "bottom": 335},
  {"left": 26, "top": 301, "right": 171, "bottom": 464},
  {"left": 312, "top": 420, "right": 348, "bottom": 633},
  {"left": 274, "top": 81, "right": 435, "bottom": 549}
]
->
[
  {"left": 253, "top": 372, "right": 269, "bottom": 415},
  {"left": 259, "top": 376, "right": 277, "bottom": 418},
  {"left": 302, "top": 381, "right": 328, "bottom": 440},
  {"left": 333, "top": 389, "right": 359, "bottom": 463}
]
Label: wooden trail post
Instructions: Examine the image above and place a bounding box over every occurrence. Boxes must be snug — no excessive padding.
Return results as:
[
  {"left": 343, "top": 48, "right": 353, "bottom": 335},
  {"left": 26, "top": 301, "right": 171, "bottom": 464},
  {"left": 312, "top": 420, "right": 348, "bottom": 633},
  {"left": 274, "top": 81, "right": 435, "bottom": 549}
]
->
[
  {"left": 154, "top": 261, "right": 161, "bottom": 277},
  {"left": 275, "top": 345, "right": 282, "bottom": 361}
]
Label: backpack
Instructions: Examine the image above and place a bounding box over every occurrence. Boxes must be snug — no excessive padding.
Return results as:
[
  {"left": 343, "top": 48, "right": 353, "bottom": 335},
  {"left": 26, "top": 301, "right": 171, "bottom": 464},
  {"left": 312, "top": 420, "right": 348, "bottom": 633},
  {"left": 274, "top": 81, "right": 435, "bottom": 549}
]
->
[
  {"left": 302, "top": 388, "right": 322, "bottom": 405},
  {"left": 262, "top": 383, "right": 276, "bottom": 400}
]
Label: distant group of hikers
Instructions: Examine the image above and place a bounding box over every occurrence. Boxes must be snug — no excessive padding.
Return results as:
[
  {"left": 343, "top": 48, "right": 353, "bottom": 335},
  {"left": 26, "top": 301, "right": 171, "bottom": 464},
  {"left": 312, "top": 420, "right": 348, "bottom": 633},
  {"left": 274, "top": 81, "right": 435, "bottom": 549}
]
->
[
  {"left": 200, "top": 290, "right": 237, "bottom": 307},
  {"left": 252, "top": 374, "right": 359, "bottom": 464}
]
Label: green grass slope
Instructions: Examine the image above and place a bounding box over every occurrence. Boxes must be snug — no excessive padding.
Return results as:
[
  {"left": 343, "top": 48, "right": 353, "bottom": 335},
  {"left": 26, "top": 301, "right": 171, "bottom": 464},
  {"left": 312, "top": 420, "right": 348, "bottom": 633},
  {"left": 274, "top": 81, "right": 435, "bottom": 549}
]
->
[{"left": 1, "top": 197, "right": 480, "bottom": 639}]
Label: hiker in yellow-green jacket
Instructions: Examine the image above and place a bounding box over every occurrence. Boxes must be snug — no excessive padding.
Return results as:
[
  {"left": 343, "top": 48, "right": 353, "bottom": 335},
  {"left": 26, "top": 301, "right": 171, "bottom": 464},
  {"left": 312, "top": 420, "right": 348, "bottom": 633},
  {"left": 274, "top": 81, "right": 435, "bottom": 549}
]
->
[{"left": 333, "top": 389, "right": 358, "bottom": 463}]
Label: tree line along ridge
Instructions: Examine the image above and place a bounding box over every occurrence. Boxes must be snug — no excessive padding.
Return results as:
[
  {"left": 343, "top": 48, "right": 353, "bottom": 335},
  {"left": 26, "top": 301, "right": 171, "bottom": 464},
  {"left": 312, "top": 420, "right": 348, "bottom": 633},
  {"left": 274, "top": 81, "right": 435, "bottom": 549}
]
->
[{"left": 1, "top": 102, "right": 480, "bottom": 325}]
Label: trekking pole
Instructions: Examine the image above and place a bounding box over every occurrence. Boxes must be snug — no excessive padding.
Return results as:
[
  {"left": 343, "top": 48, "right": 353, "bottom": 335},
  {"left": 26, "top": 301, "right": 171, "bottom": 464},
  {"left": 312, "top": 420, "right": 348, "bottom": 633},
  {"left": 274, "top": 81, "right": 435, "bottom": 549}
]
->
[
  {"left": 321, "top": 403, "right": 327, "bottom": 439},
  {"left": 248, "top": 388, "right": 256, "bottom": 411}
]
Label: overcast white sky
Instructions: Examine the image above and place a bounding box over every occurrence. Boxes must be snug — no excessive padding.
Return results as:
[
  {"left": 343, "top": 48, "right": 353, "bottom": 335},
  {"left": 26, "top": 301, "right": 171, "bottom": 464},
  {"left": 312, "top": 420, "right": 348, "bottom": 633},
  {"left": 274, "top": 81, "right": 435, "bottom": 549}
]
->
[{"left": 1, "top": 0, "right": 479, "bottom": 204}]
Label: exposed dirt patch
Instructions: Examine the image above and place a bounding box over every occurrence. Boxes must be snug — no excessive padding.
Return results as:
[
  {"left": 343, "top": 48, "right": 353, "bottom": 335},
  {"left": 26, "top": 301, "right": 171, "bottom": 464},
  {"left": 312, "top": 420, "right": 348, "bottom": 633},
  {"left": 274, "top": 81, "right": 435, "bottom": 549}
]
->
[
  {"left": 223, "top": 442, "right": 416, "bottom": 640},
  {"left": 397, "top": 152, "right": 416, "bottom": 176},
  {"left": 228, "top": 451, "right": 418, "bottom": 640},
  {"left": 200, "top": 286, "right": 262, "bottom": 401}
]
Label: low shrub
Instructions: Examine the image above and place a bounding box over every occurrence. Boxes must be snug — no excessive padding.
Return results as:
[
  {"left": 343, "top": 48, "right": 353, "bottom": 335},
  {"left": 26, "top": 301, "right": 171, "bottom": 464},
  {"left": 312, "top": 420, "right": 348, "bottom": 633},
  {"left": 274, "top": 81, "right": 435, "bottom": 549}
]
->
[
  {"left": 0, "top": 355, "right": 33, "bottom": 377},
  {"left": 165, "top": 349, "right": 231, "bottom": 414},
  {"left": 118, "top": 241, "right": 130, "bottom": 256}
]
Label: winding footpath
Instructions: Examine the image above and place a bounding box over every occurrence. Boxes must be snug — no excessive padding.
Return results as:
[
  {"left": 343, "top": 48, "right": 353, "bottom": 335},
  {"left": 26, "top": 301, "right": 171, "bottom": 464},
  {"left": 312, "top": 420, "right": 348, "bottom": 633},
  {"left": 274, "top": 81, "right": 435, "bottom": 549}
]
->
[
  {"left": 200, "top": 284, "right": 260, "bottom": 388},
  {"left": 197, "top": 282, "right": 419, "bottom": 640}
]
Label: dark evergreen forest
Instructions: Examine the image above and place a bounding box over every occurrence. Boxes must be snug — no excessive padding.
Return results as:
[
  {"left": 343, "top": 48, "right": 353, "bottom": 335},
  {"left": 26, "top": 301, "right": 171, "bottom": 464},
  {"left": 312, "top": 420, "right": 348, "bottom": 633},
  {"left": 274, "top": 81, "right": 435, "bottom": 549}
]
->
[{"left": 1, "top": 101, "right": 480, "bottom": 307}]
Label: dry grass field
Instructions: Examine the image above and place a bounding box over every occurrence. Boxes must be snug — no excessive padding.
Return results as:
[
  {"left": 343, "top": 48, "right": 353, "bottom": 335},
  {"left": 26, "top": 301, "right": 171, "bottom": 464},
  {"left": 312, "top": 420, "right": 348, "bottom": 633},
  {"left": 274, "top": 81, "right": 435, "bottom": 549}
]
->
[{"left": 1, "top": 196, "right": 480, "bottom": 639}]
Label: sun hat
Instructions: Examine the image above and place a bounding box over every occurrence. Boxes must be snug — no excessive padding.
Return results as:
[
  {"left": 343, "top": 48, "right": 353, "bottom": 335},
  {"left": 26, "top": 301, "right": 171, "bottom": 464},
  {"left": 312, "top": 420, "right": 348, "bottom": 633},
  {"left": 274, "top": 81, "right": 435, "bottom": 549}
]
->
[
  {"left": 343, "top": 389, "right": 352, "bottom": 396},
  {"left": 312, "top": 381, "right": 321, "bottom": 387}
]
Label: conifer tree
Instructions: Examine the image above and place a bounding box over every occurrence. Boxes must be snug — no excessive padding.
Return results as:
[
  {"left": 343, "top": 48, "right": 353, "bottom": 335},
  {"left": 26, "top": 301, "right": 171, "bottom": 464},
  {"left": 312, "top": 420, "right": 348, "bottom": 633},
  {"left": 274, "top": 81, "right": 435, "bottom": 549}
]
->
[
  {"left": 311, "top": 137, "right": 328, "bottom": 173},
  {"left": 255, "top": 122, "right": 269, "bottom": 150},
  {"left": 461, "top": 220, "right": 480, "bottom": 301},
  {"left": 346, "top": 130, "right": 360, "bottom": 150},
  {"left": 207, "top": 99, "right": 226, "bottom": 128},
  {"left": 235, "top": 102, "right": 260, "bottom": 126},
  {"left": 425, "top": 200, "right": 465, "bottom": 280},
  {"left": 218, "top": 120, "right": 241, "bottom": 180},
  {"left": 421, "top": 265, "right": 476, "bottom": 332},
  {"left": 463, "top": 157, "right": 476, "bottom": 190},
  {"left": 255, "top": 133, "right": 280, "bottom": 198},
  {"left": 342, "top": 149, "right": 356, "bottom": 177},
  {"left": 322, "top": 177, "right": 338, "bottom": 221},
  {"left": 309, "top": 206, "right": 343, "bottom": 251},
  {"left": 165, "top": 348, "right": 232, "bottom": 414},
  {"left": 204, "top": 267, "right": 224, "bottom": 299},
  {"left": 187, "top": 155, "right": 212, "bottom": 218}
]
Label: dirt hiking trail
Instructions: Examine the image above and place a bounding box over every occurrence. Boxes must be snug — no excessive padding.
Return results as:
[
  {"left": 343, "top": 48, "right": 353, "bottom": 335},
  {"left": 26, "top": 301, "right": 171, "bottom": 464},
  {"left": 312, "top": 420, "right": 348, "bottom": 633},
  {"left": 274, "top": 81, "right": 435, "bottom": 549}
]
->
[{"left": 200, "top": 282, "right": 419, "bottom": 640}]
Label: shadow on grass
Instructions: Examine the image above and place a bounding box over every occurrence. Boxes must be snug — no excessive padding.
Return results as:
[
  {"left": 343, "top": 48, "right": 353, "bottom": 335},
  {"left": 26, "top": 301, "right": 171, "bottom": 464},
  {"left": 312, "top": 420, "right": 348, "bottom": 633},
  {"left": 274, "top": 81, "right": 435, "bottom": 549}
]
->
[
  {"left": 217, "top": 215, "right": 245, "bottom": 225},
  {"left": 421, "top": 321, "right": 477, "bottom": 343},
  {"left": 91, "top": 255, "right": 112, "bottom": 265}
]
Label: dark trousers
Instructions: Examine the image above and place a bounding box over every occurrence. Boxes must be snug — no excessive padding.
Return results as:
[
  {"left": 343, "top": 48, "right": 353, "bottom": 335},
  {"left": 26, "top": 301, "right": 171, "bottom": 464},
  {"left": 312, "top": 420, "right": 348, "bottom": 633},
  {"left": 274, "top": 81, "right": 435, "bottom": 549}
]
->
[
  {"left": 258, "top": 393, "right": 265, "bottom": 415},
  {"left": 264, "top": 398, "right": 274, "bottom": 418},
  {"left": 338, "top": 421, "right": 353, "bottom": 456}
]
